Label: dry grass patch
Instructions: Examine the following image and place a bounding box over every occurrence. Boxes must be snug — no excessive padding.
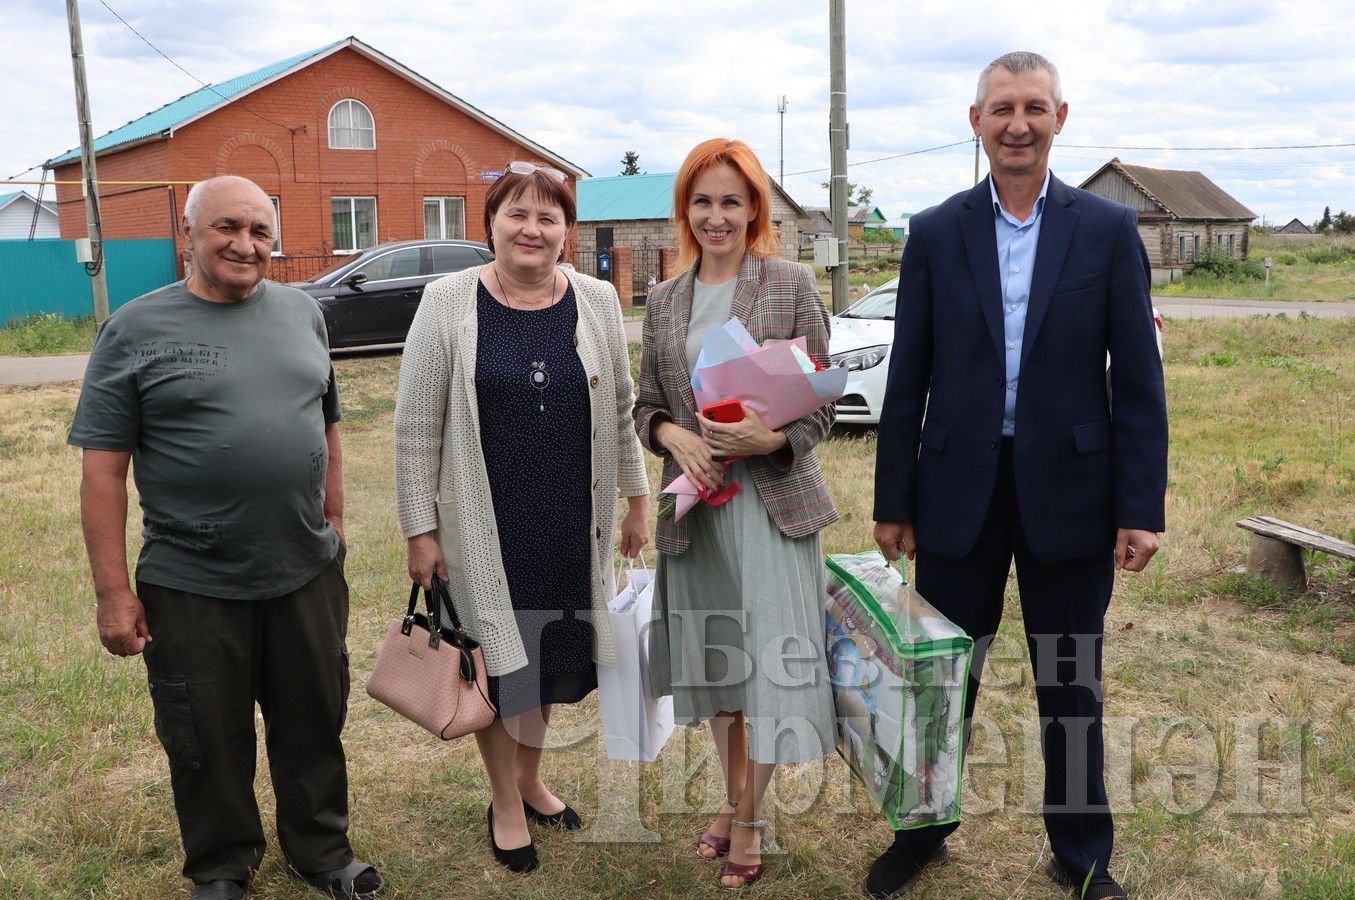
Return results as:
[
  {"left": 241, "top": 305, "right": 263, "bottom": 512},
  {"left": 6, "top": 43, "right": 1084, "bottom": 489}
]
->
[{"left": 2, "top": 317, "right": 1354, "bottom": 898}]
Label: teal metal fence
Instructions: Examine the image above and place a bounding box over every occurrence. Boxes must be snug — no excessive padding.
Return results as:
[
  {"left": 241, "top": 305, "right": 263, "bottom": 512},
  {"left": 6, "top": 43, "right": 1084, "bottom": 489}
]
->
[{"left": 0, "top": 239, "right": 178, "bottom": 326}]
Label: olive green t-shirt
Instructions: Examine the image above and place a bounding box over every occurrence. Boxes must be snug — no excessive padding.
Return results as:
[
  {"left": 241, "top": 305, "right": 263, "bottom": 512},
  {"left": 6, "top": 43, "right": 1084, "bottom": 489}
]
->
[{"left": 68, "top": 280, "right": 342, "bottom": 600}]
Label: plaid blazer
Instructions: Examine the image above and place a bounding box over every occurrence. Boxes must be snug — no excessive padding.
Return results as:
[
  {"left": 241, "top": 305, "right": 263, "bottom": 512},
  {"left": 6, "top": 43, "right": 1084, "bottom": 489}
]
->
[{"left": 634, "top": 252, "right": 839, "bottom": 555}]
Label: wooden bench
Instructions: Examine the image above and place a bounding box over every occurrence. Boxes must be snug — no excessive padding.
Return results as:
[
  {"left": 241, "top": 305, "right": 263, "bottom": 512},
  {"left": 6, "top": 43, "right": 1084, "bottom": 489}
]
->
[{"left": 1236, "top": 515, "right": 1355, "bottom": 591}]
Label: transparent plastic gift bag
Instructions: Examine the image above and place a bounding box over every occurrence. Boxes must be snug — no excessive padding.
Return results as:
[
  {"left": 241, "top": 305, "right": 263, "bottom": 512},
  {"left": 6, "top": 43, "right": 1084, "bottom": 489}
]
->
[{"left": 824, "top": 552, "right": 975, "bottom": 830}]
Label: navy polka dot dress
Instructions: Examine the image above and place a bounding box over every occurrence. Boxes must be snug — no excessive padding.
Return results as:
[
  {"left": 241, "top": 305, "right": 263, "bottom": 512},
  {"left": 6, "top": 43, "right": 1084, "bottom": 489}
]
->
[{"left": 475, "top": 281, "right": 597, "bottom": 718}]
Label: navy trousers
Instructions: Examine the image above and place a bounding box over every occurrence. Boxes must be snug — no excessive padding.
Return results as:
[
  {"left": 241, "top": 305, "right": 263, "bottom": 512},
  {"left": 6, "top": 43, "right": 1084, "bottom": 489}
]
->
[{"left": 892, "top": 439, "right": 1116, "bottom": 879}]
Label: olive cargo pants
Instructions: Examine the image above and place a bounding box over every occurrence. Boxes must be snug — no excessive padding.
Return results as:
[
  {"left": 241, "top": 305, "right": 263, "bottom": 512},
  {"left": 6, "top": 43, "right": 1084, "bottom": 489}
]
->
[{"left": 138, "top": 552, "right": 354, "bottom": 885}]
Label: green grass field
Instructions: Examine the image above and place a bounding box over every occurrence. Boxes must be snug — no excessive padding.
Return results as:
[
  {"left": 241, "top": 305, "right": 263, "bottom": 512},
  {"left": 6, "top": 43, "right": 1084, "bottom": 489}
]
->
[
  {"left": 1157, "top": 234, "right": 1355, "bottom": 302},
  {"left": 1, "top": 318, "right": 1353, "bottom": 898},
  {"left": 0, "top": 313, "right": 97, "bottom": 356}
]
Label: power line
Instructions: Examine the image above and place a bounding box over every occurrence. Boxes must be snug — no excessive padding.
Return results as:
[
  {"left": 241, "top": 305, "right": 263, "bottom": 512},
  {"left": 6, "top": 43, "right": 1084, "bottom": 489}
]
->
[
  {"left": 6, "top": 0, "right": 300, "bottom": 181},
  {"left": 1066, "top": 141, "right": 1355, "bottom": 152},
  {"left": 783, "top": 135, "right": 1355, "bottom": 181},
  {"left": 4, "top": 163, "right": 43, "bottom": 182},
  {"left": 785, "top": 139, "right": 973, "bottom": 177},
  {"left": 95, "top": 0, "right": 296, "bottom": 133}
]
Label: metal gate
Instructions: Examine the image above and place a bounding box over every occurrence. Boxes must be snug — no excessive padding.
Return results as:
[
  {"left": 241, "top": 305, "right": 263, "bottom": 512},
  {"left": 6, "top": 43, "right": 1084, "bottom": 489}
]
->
[
  {"left": 572, "top": 237, "right": 597, "bottom": 278},
  {"left": 631, "top": 238, "right": 661, "bottom": 307},
  {"left": 565, "top": 237, "right": 663, "bottom": 306}
]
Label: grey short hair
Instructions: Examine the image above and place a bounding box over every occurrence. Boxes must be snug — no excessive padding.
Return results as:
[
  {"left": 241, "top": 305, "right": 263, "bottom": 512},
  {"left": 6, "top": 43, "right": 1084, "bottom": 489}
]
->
[
  {"left": 182, "top": 179, "right": 213, "bottom": 229},
  {"left": 975, "top": 51, "right": 1062, "bottom": 111},
  {"left": 182, "top": 175, "right": 263, "bottom": 229}
]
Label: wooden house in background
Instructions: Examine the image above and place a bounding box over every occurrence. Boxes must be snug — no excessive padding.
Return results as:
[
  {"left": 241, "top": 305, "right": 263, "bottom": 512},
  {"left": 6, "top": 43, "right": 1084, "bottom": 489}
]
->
[
  {"left": 1080, "top": 157, "right": 1255, "bottom": 284},
  {"left": 1274, "top": 218, "right": 1314, "bottom": 235}
]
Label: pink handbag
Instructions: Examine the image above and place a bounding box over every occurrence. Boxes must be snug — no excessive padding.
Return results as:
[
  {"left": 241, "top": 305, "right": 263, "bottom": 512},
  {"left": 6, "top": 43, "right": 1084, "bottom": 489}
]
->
[{"left": 366, "top": 576, "right": 497, "bottom": 740}]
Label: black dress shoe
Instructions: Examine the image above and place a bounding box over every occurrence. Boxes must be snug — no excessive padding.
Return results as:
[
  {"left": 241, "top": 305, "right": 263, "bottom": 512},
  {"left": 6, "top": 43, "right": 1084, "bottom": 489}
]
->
[
  {"left": 863, "top": 841, "right": 949, "bottom": 898},
  {"left": 190, "top": 880, "right": 245, "bottom": 900},
  {"left": 487, "top": 805, "right": 539, "bottom": 873},
  {"left": 523, "top": 799, "right": 583, "bottom": 830},
  {"left": 1046, "top": 858, "right": 1129, "bottom": 899}
]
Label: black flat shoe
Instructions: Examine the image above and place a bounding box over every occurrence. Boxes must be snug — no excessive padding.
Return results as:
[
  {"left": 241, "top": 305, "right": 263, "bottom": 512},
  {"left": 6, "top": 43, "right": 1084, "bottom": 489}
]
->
[
  {"left": 487, "top": 805, "right": 538, "bottom": 873},
  {"left": 190, "top": 881, "right": 245, "bottom": 900},
  {"left": 523, "top": 799, "right": 583, "bottom": 830}
]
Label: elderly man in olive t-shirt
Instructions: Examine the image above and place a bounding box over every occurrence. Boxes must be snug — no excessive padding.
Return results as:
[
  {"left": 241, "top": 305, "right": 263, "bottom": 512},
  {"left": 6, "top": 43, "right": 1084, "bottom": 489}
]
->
[{"left": 69, "top": 176, "right": 383, "bottom": 900}]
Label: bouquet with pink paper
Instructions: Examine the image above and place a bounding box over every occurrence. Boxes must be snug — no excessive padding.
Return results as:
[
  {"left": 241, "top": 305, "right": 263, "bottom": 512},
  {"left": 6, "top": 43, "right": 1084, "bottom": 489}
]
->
[{"left": 658, "top": 318, "right": 847, "bottom": 520}]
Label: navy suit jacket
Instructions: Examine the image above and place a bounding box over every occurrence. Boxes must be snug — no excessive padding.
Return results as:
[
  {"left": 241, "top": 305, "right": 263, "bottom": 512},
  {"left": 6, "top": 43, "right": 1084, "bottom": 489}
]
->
[{"left": 873, "top": 174, "right": 1168, "bottom": 563}]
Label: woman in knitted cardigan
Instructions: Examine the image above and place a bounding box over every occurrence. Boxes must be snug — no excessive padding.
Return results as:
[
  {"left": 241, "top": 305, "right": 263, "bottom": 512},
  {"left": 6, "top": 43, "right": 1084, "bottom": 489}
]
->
[{"left": 394, "top": 163, "right": 649, "bottom": 874}]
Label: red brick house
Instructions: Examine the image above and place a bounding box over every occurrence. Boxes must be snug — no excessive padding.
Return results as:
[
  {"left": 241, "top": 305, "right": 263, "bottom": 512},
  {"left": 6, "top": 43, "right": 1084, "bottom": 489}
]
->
[{"left": 45, "top": 37, "right": 587, "bottom": 277}]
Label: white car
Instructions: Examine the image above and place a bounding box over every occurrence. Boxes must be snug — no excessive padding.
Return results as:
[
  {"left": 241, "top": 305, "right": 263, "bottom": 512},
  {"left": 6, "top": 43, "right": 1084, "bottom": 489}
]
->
[
  {"left": 828, "top": 277, "right": 1164, "bottom": 425},
  {"left": 829, "top": 280, "right": 898, "bottom": 424}
]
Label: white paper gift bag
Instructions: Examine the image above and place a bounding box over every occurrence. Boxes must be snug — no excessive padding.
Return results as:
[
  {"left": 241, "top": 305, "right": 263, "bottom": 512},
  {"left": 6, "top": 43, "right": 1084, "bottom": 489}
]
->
[{"left": 597, "top": 561, "right": 674, "bottom": 762}]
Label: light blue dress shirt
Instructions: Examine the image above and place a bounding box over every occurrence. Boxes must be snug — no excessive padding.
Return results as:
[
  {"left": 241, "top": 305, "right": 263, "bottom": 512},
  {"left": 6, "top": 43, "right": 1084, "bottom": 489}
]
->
[{"left": 990, "top": 171, "right": 1051, "bottom": 436}]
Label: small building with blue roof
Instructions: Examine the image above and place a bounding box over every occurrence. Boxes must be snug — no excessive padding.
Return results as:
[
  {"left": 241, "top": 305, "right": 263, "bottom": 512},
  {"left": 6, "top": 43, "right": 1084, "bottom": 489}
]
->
[{"left": 574, "top": 171, "right": 805, "bottom": 285}]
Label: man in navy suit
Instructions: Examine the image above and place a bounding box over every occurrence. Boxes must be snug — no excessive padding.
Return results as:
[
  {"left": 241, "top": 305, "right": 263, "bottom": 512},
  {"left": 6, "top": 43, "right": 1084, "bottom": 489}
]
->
[{"left": 867, "top": 52, "right": 1167, "bottom": 899}]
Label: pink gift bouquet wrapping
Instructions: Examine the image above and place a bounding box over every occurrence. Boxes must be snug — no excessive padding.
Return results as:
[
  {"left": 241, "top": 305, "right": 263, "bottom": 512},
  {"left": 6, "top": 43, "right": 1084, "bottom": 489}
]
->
[{"left": 659, "top": 318, "right": 848, "bottom": 521}]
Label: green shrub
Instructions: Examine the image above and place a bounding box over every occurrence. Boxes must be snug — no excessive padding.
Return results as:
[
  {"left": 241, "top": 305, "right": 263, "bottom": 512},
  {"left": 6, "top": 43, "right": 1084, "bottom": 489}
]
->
[
  {"left": 1277, "top": 251, "right": 1299, "bottom": 266},
  {"left": 860, "top": 228, "right": 900, "bottom": 245},
  {"left": 1191, "top": 246, "right": 1264, "bottom": 281},
  {"left": 1302, "top": 244, "right": 1355, "bottom": 265}
]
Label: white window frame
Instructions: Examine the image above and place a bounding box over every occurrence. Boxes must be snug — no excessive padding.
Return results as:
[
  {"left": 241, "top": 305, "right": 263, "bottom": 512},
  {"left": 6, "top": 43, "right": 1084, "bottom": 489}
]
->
[
  {"left": 1193, "top": 234, "right": 1202, "bottom": 258},
  {"left": 331, "top": 196, "right": 377, "bottom": 254},
  {"left": 423, "top": 196, "right": 467, "bottom": 240},
  {"left": 269, "top": 196, "right": 282, "bottom": 256},
  {"left": 1178, "top": 234, "right": 1188, "bottom": 262},
  {"left": 1228, "top": 234, "right": 1236, "bottom": 257},
  {"left": 327, "top": 99, "right": 376, "bottom": 150}
]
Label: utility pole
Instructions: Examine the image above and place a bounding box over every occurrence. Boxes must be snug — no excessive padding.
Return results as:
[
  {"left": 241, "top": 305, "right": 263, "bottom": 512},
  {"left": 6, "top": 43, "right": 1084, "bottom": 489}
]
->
[
  {"left": 65, "top": 0, "right": 109, "bottom": 324},
  {"left": 828, "top": 0, "right": 848, "bottom": 315},
  {"left": 973, "top": 135, "right": 981, "bottom": 184},
  {"left": 777, "top": 95, "right": 788, "bottom": 187}
]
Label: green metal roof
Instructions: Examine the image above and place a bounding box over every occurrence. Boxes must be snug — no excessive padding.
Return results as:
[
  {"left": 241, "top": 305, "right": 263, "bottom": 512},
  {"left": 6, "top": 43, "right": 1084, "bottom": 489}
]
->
[
  {"left": 46, "top": 40, "right": 346, "bottom": 167},
  {"left": 0, "top": 191, "right": 56, "bottom": 213},
  {"left": 577, "top": 173, "right": 677, "bottom": 222}
]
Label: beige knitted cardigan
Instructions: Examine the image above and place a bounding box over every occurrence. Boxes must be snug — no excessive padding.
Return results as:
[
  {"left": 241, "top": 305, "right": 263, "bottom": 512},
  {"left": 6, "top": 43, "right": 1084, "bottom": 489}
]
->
[{"left": 394, "top": 265, "right": 648, "bottom": 676}]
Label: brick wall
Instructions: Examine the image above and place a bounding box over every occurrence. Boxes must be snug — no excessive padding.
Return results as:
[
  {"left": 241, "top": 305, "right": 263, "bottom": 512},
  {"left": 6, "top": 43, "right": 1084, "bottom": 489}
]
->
[
  {"left": 52, "top": 141, "right": 177, "bottom": 242},
  {"left": 50, "top": 46, "right": 578, "bottom": 271},
  {"left": 611, "top": 246, "right": 633, "bottom": 309},
  {"left": 579, "top": 218, "right": 675, "bottom": 249},
  {"left": 766, "top": 189, "right": 802, "bottom": 260},
  {"left": 660, "top": 247, "right": 679, "bottom": 281}
]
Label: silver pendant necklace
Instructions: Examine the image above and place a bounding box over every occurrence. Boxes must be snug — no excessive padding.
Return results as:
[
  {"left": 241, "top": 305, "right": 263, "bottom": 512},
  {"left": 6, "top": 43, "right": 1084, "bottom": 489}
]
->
[{"left": 495, "top": 267, "right": 557, "bottom": 412}]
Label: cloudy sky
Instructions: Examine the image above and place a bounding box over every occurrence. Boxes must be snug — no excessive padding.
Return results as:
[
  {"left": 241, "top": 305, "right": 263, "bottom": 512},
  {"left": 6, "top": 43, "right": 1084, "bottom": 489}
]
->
[{"left": 4, "top": 0, "right": 1352, "bottom": 227}]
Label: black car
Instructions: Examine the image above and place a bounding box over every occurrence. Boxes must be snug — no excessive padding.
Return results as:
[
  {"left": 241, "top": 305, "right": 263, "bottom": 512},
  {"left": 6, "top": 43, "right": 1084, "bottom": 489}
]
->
[{"left": 291, "top": 239, "right": 493, "bottom": 349}]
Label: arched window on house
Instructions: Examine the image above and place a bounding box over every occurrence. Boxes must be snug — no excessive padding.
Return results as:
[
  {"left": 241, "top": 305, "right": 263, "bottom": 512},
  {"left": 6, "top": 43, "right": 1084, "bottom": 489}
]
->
[{"left": 328, "top": 99, "right": 375, "bottom": 149}]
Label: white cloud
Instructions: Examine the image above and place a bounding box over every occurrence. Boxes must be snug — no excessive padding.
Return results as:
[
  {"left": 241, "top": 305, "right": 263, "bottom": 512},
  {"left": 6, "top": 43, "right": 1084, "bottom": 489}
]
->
[{"left": 2, "top": 0, "right": 1350, "bottom": 227}]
